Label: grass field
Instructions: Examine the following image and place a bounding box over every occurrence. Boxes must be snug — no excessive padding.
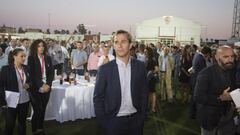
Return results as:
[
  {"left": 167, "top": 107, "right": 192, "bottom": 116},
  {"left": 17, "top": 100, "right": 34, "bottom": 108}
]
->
[
  {"left": 0, "top": 99, "right": 200, "bottom": 135},
  {"left": 0, "top": 83, "right": 201, "bottom": 135}
]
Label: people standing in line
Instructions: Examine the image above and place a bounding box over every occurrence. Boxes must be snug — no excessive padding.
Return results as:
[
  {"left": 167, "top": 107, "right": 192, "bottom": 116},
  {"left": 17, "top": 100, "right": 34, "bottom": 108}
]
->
[
  {"left": 94, "top": 30, "right": 148, "bottom": 135},
  {"left": 158, "top": 46, "right": 174, "bottom": 102},
  {"left": 28, "top": 39, "right": 54, "bottom": 135},
  {"left": 70, "top": 41, "right": 88, "bottom": 76},
  {"left": 194, "top": 46, "right": 236, "bottom": 135},
  {"left": 97, "top": 44, "right": 115, "bottom": 67},
  {"left": 0, "top": 48, "right": 31, "bottom": 135},
  {"left": 145, "top": 47, "right": 159, "bottom": 113}
]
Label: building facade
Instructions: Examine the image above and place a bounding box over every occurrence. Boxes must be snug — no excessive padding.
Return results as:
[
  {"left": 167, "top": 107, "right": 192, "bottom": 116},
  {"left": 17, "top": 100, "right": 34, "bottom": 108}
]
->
[{"left": 136, "top": 16, "right": 201, "bottom": 46}]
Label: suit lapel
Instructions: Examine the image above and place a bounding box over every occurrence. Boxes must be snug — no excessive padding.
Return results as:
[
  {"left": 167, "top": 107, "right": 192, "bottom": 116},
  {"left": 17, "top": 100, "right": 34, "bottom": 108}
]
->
[
  {"left": 10, "top": 65, "right": 19, "bottom": 91},
  {"left": 130, "top": 59, "right": 136, "bottom": 105},
  {"left": 44, "top": 56, "right": 48, "bottom": 78},
  {"left": 113, "top": 60, "right": 122, "bottom": 103}
]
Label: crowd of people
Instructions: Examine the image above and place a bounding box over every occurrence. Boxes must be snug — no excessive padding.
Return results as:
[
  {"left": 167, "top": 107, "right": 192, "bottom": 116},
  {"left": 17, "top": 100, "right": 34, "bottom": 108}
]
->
[{"left": 1, "top": 30, "right": 240, "bottom": 135}]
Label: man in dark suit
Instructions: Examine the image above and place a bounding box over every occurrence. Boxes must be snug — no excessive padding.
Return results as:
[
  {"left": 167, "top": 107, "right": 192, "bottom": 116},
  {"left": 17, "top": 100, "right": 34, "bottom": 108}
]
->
[
  {"left": 189, "top": 46, "right": 211, "bottom": 119},
  {"left": 194, "top": 46, "right": 236, "bottom": 135},
  {"left": 94, "top": 30, "right": 148, "bottom": 135}
]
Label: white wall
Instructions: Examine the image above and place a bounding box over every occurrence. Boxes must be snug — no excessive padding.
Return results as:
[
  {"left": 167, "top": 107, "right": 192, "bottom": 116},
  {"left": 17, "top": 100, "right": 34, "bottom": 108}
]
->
[{"left": 136, "top": 16, "right": 201, "bottom": 45}]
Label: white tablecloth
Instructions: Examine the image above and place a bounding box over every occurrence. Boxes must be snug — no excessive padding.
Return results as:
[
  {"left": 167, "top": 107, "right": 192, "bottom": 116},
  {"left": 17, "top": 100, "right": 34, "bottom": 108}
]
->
[{"left": 44, "top": 79, "right": 96, "bottom": 123}]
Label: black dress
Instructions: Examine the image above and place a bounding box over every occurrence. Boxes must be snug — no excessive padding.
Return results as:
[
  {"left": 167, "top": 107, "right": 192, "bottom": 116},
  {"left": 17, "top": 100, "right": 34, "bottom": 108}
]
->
[
  {"left": 146, "top": 58, "right": 158, "bottom": 92},
  {"left": 179, "top": 56, "right": 192, "bottom": 83}
]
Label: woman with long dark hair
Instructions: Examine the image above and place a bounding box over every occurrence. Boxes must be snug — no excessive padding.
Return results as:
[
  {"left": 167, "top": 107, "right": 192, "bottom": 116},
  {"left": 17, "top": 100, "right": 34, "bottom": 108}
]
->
[
  {"left": 179, "top": 45, "right": 192, "bottom": 104},
  {"left": 28, "top": 39, "right": 54, "bottom": 135},
  {"left": 145, "top": 47, "right": 159, "bottom": 112},
  {"left": 0, "top": 48, "right": 31, "bottom": 135}
]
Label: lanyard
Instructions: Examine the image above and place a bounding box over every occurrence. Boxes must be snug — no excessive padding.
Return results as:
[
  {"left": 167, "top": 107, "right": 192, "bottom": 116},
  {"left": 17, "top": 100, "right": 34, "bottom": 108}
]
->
[{"left": 16, "top": 66, "right": 25, "bottom": 86}]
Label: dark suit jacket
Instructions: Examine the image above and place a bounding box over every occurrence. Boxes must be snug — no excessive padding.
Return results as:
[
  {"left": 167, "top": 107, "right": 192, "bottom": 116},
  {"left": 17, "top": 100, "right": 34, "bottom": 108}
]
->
[
  {"left": 191, "top": 53, "right": 207, "bottom": 87},
  {"left": 0, "top": 65, "right": 31, "bottom": 106},
  {"left": 28, "top": 55, "right": 54, "bottom": 93},
  {"left": 194, "top": 64, "right": 236, "bottom": 130},
  {"left": 93, "top": 59, "right": 148, "bottom": 128}
]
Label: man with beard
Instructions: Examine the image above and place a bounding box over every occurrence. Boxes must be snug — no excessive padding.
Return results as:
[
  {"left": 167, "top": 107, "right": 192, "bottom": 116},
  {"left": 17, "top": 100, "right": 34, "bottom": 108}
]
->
[{"left": 194, "top": 45, "right": 236, "bottom": 135}]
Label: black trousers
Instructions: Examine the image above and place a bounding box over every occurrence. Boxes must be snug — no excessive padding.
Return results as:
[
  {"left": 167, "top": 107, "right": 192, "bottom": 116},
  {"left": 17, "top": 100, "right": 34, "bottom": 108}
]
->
[
  {"left": 4, "top": 102, "right": 29, "bottom": 135},
  {"left": 104, "top": 113, "right": 144, "bottom": 135},
  {"left": 30, "top": 92, "right": 50, "bottom": 132}
]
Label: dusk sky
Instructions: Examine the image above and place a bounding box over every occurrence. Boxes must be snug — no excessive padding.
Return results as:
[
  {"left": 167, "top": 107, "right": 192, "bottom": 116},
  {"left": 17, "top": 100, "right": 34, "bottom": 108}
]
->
[{"left": 0, "top": 0, "right": 234, "bottom": 39}]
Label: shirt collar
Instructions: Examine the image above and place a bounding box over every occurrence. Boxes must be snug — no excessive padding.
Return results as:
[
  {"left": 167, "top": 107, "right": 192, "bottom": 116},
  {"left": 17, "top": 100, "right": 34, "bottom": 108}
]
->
[{"left": 116, "top": 57, "right": 131, "bottom": 67}]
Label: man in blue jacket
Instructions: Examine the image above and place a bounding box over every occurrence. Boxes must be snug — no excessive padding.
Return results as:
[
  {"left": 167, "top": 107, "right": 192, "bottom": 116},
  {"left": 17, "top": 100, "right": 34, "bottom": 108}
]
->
[{"left": 94, "top": 30, "right": 148, "bottom": 135}]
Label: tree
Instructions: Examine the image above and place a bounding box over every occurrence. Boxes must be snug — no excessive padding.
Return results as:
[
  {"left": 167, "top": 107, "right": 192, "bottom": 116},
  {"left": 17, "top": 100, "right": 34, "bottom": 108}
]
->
[
  {"left": 18, "top": 27, "right": 25, "bottom": 33},
  {"left": 77, "top": 24, "right": 87, "bottom": 35},
  {"left": 73, "top": 30, "right": 78, "bottom": 34},
  {"left": 61, "top": 29, "right": 66, "bottom": 34},
  {"left": 46, "top": 29, "right": 51, "bottom": 34},
  {"left": 66, "top": 30, "right": 70, "bottom": 34},
  {"left": 88, "top": 30, "right": 91, "bottom": 35},
  {"left": 54, "top": 30, "right": 61, "bottom": 34}
]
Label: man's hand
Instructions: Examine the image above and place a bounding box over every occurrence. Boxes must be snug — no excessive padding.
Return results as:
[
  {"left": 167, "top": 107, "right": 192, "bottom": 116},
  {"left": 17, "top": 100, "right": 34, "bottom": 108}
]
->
[
  {"left": 23, "top": 84, "right": 30, "bottom": 90},
  {"left": 42, "top": 84, "right": 50, "bottom": 93},
  {"left": 219, "top": 87, "right": 232, "bottom": 101}
]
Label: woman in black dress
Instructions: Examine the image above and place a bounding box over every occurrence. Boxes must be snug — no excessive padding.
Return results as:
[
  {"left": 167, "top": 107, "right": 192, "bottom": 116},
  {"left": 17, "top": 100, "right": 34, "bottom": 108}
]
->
[
  {"left": 179, "top": 45, "right": 192, "bottom": 104},
  {"left": 145, "top": 47, "right": 159, "bottom": 112}
]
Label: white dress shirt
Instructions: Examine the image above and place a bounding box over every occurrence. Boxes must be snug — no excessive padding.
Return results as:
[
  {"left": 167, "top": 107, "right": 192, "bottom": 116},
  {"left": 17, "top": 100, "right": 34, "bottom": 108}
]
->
[
  {"left": 15, "top": 67, "right": 29, "bottom": 104},
  {"left": 116, "top": 58, "right": 137, "bottom": 116}
]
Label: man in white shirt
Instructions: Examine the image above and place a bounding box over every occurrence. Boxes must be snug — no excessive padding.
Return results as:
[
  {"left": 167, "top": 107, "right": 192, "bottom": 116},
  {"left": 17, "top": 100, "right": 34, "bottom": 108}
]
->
[{"left": 94, "top": 30, "right": 148, "bottom": 135}]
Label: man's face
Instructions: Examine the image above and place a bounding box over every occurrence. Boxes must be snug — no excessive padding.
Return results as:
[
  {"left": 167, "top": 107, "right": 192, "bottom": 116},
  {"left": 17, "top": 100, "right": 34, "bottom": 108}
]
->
[
  {"left": 93, "top": 45, "right": 99, "bottom": 52},
  {"left": 22, "top": 40, "right": 29, "bottom": 48},
  {"left": 163, "top": 47, "right": 169, "bottom": 55},
  {"left": 49, "top": 40, "right": 54, "bottom": 46},
  {"left": 217, "top": 49, "right": 235, "bottom": 70},
  {"left": 157, "top": 43, "right": 162, "bottom": 49},
  {"left": 114, "top": 34, "right": 131, "bottom": 58},
  {"left": 76, "top": 43, "right": 83, "bottom": 49},
  {"left": 11, "top": 39, "right": 17, "bottom": 48}
]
